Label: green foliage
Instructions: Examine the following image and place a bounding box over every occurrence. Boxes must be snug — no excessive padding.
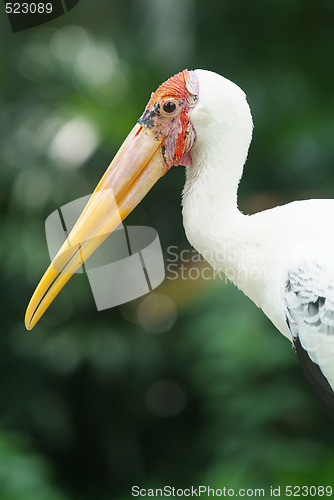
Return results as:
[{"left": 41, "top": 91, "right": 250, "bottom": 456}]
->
[{"left": 0, "top": 432, "right": 68, "bottom": 500}]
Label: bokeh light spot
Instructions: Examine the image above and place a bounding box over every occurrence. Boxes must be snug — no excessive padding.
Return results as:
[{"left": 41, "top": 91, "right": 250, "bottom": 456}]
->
[
  {"left": 137, "top": 293, "right": 177, "bottom": 333},
  {"left": 146, "top": 380, "right": 186, "bottom": 418},
  {"left": 48, "top": 117, "right": 99, "bottom": 168}
]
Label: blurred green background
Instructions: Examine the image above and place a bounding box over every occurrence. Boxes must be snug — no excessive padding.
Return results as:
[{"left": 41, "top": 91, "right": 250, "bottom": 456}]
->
[{"left": 1, "top": 0, "right": 334, "bottom": 498}]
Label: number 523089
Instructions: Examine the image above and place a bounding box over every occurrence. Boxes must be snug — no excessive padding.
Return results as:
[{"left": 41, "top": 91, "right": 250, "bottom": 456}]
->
[{"left": 5, "top": 3, "right": 53, "bottom": 14}]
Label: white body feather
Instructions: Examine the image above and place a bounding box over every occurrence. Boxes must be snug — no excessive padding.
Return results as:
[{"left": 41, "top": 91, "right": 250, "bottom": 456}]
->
[{"left": 182, "top": 69, "right": 334, "bottom": 391}]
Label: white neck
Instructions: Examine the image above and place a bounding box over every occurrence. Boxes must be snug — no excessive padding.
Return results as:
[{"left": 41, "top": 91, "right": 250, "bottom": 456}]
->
[
  {"left": 180, "top": 70, "right": 293, "bottom": 339},
  {"left": 182, "top": 137, "right": 247, "bottom": 274},
  {"left": 181, "top": 69, "right": 255, "bottom": 291}
]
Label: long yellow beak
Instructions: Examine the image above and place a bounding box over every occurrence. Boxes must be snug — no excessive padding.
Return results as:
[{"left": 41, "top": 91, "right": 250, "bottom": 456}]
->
[{"left": 25, "top": 123, "right": 166, "bottom": 330}]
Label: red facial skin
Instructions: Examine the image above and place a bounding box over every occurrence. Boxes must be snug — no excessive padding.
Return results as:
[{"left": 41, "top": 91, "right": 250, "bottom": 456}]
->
[{"left": 138, "top": 69, "right": 199, "bottom": 171}]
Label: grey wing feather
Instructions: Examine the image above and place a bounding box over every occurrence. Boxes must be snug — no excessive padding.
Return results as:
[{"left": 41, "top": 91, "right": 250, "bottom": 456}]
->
[
  {"left": 284, "top": 262, "right": 334, "bottom": 419},
  {"left": 285, "top": 263, "right": 334, "bottom": 339}
]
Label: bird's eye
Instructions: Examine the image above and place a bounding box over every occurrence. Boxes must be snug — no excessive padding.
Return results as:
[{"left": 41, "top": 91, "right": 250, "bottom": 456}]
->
[{"left": 163, "top": 100, "right": 178, "bottom": 114}]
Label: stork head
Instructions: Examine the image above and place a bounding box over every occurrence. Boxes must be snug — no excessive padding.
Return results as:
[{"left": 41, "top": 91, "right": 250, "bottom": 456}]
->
[
  {"left": 138, "top": 70, "right": 199, "bottom": 168},
  {"left": 188, "top": 70, "right": 253, "bottom": 173},
  {"left": 25, "top": 69, "right": 254, "bottom": 329},
  {"left": 25, "top": 70, "right": 200, "bottom": 329}
]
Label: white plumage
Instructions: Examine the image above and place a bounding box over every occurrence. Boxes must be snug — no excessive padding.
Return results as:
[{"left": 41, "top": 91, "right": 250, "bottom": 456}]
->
[
  {"left": 25, "top": 67, "right": 334, "bottom": 416},
  {"left": 182, "top": 70, "right": 334, "bottom": 411}
]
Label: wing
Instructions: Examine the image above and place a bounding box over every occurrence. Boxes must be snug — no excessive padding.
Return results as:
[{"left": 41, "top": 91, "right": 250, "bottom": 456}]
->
[{"left": 284, "top": 262, "right": 334, "bottom": 419}]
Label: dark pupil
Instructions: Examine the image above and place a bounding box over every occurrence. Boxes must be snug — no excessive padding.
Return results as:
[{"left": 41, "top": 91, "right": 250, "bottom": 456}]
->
[{"left": 163, "top": 101, "right": 176, "bottom": 113}]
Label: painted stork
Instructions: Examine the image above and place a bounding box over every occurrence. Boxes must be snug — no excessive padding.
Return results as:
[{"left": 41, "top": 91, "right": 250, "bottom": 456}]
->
[{"left": 25, "top": 69, "right": 334, "bottom": 417}]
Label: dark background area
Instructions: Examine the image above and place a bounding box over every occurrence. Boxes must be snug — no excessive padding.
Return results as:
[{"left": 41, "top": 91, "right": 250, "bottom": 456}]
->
[{"left": 1, "top": 1, "right": 334, "bottom": 499}]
